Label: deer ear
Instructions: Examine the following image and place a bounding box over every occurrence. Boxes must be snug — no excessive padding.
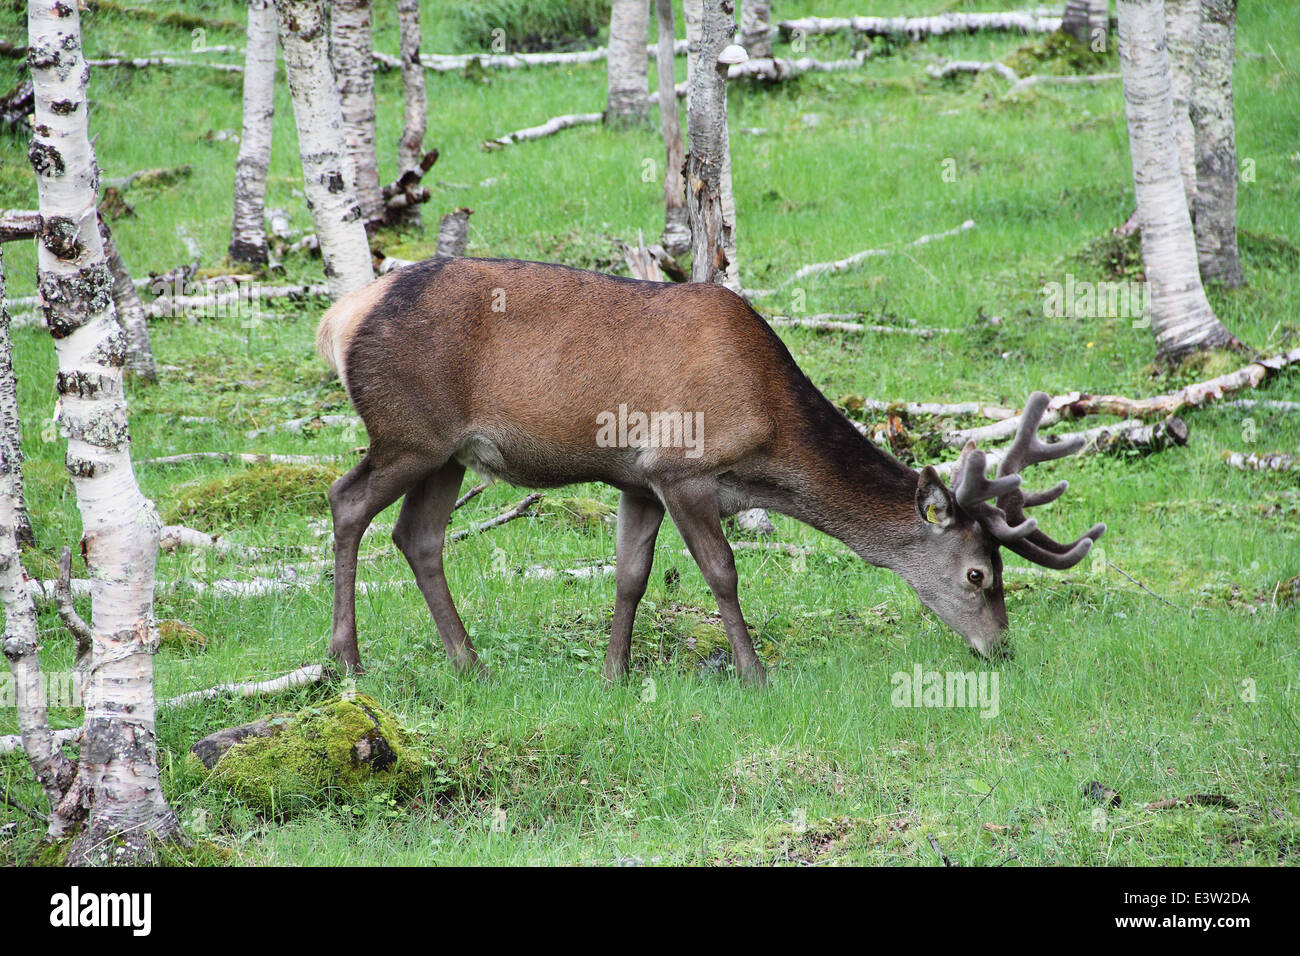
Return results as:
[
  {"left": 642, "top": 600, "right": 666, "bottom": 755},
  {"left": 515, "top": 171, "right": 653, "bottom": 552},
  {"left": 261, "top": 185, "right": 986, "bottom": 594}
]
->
[{"left": 916, "top": 466, "right": 957, "bottom": 528}]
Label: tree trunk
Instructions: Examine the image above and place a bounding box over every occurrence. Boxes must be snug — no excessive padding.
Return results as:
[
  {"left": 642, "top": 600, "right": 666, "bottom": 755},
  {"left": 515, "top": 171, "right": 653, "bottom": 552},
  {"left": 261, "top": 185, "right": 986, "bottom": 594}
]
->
[
  {"left": 27, "top": 0, "right": 182, "bottom": 861},
  {"left": 0, "top": 250, "right": 32, "bottom": 547},
  {"left": 275, "top": 0, "right": 374, "bottom": 298},
  {"left": 1117, "top": 0, "right": 1232, "bottom": 361},
  {"left": 605, "top": 0, "right": 651, "bottom": 127},
  {"left": 1062, "top": 0, "right": 1093, "bottom": 41},
  {"left": 396, "top": 0, "right": 427, "bottom": 230},
  {"left": 687, "top": 1, "right": 736, "bottom": 285},
  {"left": 1164, "top": 0, "right": 1199, "bottom": 207},
  {"left": 741, "top": 0, "right": 773, "bottom": 59},
  {"left": 98, "top": 218, "right": 157, "bottom": 383},
  {"left": 228, "top": 0, "right": 276, "bottom": 265},
  {"left": 655, "top": 0, "right": 689, "bottom": 255},
  {"left": 2, "top": 248, "right": 74, "bottom": 815},
  {"left": 330, "top": 0, "right": 384, "bottom": 229},
  {"left": 1190, "top": 0, "right": 1243, "bottom": 286},
  {"left": 685, "top": 0, "right": 741, "bottom": 292}
]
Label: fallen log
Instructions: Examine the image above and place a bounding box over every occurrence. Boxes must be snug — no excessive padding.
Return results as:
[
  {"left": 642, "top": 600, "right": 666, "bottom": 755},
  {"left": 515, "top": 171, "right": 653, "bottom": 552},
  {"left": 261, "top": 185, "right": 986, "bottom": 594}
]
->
[
  {"left": 244, "top": 414, "right": 359, "bottom": 439},
  {"left": 1005, "top": 72, "right": 1122, "bottom": 97},
  {"left": 0, "top": 209, "right": 39, "bottom": 243},
  {"left": 436, "top": 207, "right": 473, "bottom": 257},
  {"left": 373, "top": 39, "right": 690, "bottom": 73},
  {"left": 482, "top": 112, "right": 603, "bottom": 151},
  {"left": 787, "top": 220, "right": 975, "bottom": 283},
  {"left": 143, "top": 451, "right": 337, "bottom": 466},
  {"left": 85, "top": 55, "right": 243, "bottom": 73},
  {"left": 767, "top": 315, "right": 951, "bottom": 337},
  {"left": 1222, "top": 451, "right": 1300, "bottom": 474},
  {"left": 163, "top": 664, "right": 326, "bottom": 710},
  {"left": 927, "top": 60, "right": 1020, "bottom": 83},
  {"left": 778, "top": 11, "right": 1061, "bottom": 39}
]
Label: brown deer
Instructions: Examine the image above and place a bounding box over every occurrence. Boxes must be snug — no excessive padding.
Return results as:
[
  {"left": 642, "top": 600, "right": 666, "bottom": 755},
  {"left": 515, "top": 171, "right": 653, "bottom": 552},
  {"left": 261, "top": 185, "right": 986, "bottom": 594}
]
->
[{"left": 317, "top": 257, "right": 1104, "bottom": 685}]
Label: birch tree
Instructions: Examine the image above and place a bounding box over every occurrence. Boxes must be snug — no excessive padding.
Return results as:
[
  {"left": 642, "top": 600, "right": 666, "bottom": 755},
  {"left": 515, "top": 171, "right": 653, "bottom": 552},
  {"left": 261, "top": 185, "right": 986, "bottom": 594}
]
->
[
  {"left": 229, "top": 0, "right": 277, "bottom": 265},
  {"left": 99, "top": 218, "right": 157, "bottom": 383},
  {"left": 0, "top": 250, "right": 32, "bottom": 547},
  {"left": 1164, "top": 0, "right": 1199, "bottom": 206},
  {"left": 26, "top": 0, "right": 182, "bottom": 861},
  {"left": 605, "top": 0, "right": 651, "bottom": 127},
  {"left": 1190, "top": 0, "right": 1243, "bottom": 286},
  {"left": 330, "top": 0, "right": 384, "bottom": 229},
  {"left": 1063, "top": 0, "right": 1109, "bottom": 45},
  {"left": 740, "top": 0, "right": 773, "bottom": 59},
  {"left": 396, "top": 0, "right": 427, "bottom": 229},
  {"left": 655, "top": 0, "right": 689, "bottom": 255},
  {"left": 685, "top": 0, "right": 742, "bottom": 292},
  {"left": 275, "top": 0, "right": 374, "bottom": 298},
  {"left": 1117, "top": 0, "right": 1233, "bottom": 360}
]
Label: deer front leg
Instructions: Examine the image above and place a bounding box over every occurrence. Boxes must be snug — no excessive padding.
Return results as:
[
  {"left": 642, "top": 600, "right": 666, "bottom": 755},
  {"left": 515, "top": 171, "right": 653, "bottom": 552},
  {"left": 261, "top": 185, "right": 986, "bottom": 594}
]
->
[
  {"left": 603, "top": 490, "right": 665, "bottom": 683},
  {"left": 328, "top": 451, "right": 428, "bottom": 674},
  {"left": 657, "top": 480, "right": 767, "bottom": 686},
  {"left": 392, "top": 461, "right": 483, "bottom": 675}
]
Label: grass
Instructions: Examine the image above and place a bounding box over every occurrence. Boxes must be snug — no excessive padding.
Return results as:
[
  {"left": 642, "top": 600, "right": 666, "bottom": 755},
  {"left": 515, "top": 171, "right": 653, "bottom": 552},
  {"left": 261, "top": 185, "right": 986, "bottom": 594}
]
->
[{"left": 1, "top": 0, "right": 1298, "bottom": 866}]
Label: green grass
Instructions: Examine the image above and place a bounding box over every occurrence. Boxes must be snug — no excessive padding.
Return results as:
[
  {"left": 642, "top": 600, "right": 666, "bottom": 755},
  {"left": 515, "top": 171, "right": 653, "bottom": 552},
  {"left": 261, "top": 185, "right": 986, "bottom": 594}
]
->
[{"left": 1, "top": 1, "right": 1298, "bottom": 866}]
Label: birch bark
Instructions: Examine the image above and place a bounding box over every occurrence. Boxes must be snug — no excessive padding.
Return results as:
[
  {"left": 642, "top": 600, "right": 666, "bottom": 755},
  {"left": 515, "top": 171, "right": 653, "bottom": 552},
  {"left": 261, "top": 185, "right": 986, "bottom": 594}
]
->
[
  {"left": 275, "top": 0, "right": 374, "bottom": 298},
  {"left": 229, "top": 0, "right": 276, "bottom": 265},
  {"left": 0, "top": 248, "right": 32, "bottom": 547},
  {"left": 606, "top": 0, "right": 651, "bottom": 126},
  {"left": 1164, "top": 0, "right": 1200, "bottom": 206},
  {"left": 740, "top": 0, "right": 773, "bottom": 59},
  {"left": 1190, "top": 0, "right": 1243, "bottom": 286},
  {"left": 330, "top": 0, "right": 384, "bottom": 229},
  {"left": 654, "top": 0, "right": 689, "bottom": 255},
  {"left": 396, "top": 0, "right": 427, "bottom": 229},
  {"left": 27, "top": 0, "right": 181, "bottom": 860},
  {"left": 1117, "top": 0, "right": 1233, "bottom": 360}
]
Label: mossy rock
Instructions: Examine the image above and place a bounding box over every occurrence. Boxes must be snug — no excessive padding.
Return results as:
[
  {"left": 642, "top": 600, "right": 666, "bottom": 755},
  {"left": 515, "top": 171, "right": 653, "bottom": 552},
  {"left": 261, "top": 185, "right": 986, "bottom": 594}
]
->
[
  {"left": 207, "top": 693, "right": 424, "bottom": 814},
  {"left": 162, "top": 462, "right": 342, "bottom": 533},
  {"left": 545, "top": 496, "right": 615, "bottom": 534},
  {"left": 1005, "top": 28, "right": 1114, "bottom": 77}
]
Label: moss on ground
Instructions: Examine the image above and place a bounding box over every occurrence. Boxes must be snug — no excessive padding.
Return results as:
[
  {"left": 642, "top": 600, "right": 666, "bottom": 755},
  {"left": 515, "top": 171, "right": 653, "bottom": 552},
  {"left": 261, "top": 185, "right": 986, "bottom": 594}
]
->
[{"left": 161, "top": 462, "right": 342, "bottom": 532}]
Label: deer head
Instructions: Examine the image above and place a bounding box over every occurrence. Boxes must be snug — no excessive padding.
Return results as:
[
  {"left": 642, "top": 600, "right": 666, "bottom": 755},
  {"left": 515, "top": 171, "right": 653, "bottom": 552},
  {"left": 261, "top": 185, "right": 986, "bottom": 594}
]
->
[{"left": 901, "top": 392, "right": 1106, "bottom": 658}]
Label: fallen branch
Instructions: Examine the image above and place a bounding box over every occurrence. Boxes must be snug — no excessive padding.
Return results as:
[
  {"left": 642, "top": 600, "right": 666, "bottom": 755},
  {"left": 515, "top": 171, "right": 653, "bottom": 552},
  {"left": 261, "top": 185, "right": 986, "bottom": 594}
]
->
[
  {"left": 161, "top": 664, "right": 327, "bottom": 709},
  {"left": 378, "top": 148, "right": 440, "bottom": 226},
  {"left": 0, "top": 209, "right": 39, "bottom": 243},
  {"left": 1222, "top": 399, "right": 1300, "bottom": 413},
  {"left": 85, "top": 55, "right": 244, "bottom": 73},
  {"left": 159, "top": 525, "right": 254, "bottom": 558},
  {"left": 786, "top": 220, "right": 975, "bottom": 283},
  {"left": 454, "top": 482, "right": 488, "bottom": 511},
  {"left": 929, "top": 416, "right": 1189, "bottom": 478},
  {"left": 727, "top": 53, "right": 870, "bottom": 81},
  {"left": 927, "top": 60, "right": 1020, "bottom": 83},
  {"left": 143, "top": 451, "right": 337, "bottom": 466},
  {"left": 482, "top": 112, "right": 603, "bottom": 151},
  {"left": 244, "top": 414, "right": 359, "bottom": 439},
  {"left": 1005, "top": 72, "right": 1121, "bottom": 97},
  {"left": 778, "top": 12, "right": 1061, "bottom": 39},
  {"left": 0, "top": 727, "right": 80, "bottom": 756},
  {"left": 448, "top": 493, "right": 544, "bottom": 542},
  {"left": 373, "top": 39, "right": 690, "bottom": 73},
  {"left": 1144, "top": 793, "right": 1238, "bottom": 811},
  {"left": 767, "top": 315, "right": 951, "bottom": 338},
  {"left": 1222, "top": 451, "right": 1300, "bottom": 474}
]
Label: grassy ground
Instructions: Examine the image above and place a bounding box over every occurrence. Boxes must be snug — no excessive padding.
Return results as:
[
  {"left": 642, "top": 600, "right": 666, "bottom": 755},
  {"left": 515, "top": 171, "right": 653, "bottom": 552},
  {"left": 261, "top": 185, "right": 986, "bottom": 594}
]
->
[{"left": 1, "top": 1, "right": 1298, "bottom": 865}]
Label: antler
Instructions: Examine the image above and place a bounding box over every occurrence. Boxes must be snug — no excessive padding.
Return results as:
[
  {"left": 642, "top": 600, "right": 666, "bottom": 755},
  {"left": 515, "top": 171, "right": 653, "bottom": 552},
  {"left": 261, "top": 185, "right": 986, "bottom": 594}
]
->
[{"left": 952, "top": 392, "right": 1106, "bottom": 570}]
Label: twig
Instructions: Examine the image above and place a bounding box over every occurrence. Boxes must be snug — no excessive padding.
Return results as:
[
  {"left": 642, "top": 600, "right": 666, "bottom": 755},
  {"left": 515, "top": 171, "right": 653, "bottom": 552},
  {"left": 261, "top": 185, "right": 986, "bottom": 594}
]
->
[
  {"left": 926, "top": 833, "right": 957, "bottom": 867},
  {"left": 454, "top": 483, "right": 489, "bottom": 511},
  {"left": 1106, "top": 560, "right": 1187, "bottom": 612},
  {"left": 786, "top": 220, "right": 975, "bottom": 283},
  {"left": 448, "top": 493, "right": 544, "bottom": 542}
]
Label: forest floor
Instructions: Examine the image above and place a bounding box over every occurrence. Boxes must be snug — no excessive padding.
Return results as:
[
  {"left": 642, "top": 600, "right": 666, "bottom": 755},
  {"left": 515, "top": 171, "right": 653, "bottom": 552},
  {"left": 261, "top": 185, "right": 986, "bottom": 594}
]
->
[{"left": 1, "top": 0, "right": 1297, "bottom": 866}]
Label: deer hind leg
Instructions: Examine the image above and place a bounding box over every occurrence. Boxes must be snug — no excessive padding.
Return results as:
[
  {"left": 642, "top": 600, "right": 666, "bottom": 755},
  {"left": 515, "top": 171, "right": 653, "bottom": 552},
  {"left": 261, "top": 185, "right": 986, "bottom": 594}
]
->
[
  {"left": 391, "top": 460, "right": 482, "bottom": 675},
  {"left": 657, "top": 479, "right": 766, "bottom": 686},
  {"left": 329, "top": 450, "right": 431, "bottom": 674},
  {"left": 603, "top": 490, "right": 665, "bottom": 684}
]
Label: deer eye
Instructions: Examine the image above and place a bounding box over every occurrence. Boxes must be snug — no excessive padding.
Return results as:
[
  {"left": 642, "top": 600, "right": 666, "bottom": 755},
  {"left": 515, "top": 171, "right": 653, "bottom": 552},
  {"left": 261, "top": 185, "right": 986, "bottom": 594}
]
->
[{"left": 967, "top": 569, "right": 984, "bottom": 586}]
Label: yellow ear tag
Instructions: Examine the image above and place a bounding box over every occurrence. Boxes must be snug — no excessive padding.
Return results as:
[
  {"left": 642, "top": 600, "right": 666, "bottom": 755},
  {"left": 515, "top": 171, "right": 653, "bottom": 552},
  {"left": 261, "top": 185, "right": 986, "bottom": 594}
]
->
[{"left": 926, "top": 504, "right": 938, "bottom": 524}]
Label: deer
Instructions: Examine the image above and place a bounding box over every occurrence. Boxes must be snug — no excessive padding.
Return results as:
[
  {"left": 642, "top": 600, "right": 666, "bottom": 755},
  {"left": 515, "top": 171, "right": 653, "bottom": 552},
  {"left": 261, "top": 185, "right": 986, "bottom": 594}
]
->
[{"left": 317, "top": 256, "right": 1105, "bottom": 685}]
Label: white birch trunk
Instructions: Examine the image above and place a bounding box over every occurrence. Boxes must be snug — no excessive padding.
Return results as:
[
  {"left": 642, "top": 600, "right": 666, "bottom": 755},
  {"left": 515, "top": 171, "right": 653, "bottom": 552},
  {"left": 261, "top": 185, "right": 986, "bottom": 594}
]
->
[
  {"left": 396, "top": 0, "right": 427, "bottom": 229},
  {"left": 655, "top": 0, "right": 689, "bottom": 255},
  {"left": 1117, "top": 0, "right": 1232, "bottom": 361},
  {"left": 229, "top": 0, "right": 276, "bottom": 265},
  {"left": 330, "top": 0, "right": 384, "bottom": 229},
  {"left": 1, "top": 245, "right": 74, "bottom": 819},
  {"left": 741, "top": 0, "right": 773, "bottom": 59},
  {"left": 687, "top": 1, "right": 735, "bottom": 285},
  {"left": 27, "top": 0, "right": 181, "bottom": 860},
  {"left": 275, "top": 0, "right": 374, "bottom": 298},
  {"left": 0, "top": 249, "right": 32, "bottom": 547},
  {"left": 1062, "top": 0, "right": 1093, "bottom": 41},
  {"left": 1164, "top": 0, "right": 1199, "bottom": 206},
  {"left": 606, "top": 0, "right": 651, "bottom": 126},
  {"left": 1190, "top": 0, "right": 1242, "bottom": 286}
]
